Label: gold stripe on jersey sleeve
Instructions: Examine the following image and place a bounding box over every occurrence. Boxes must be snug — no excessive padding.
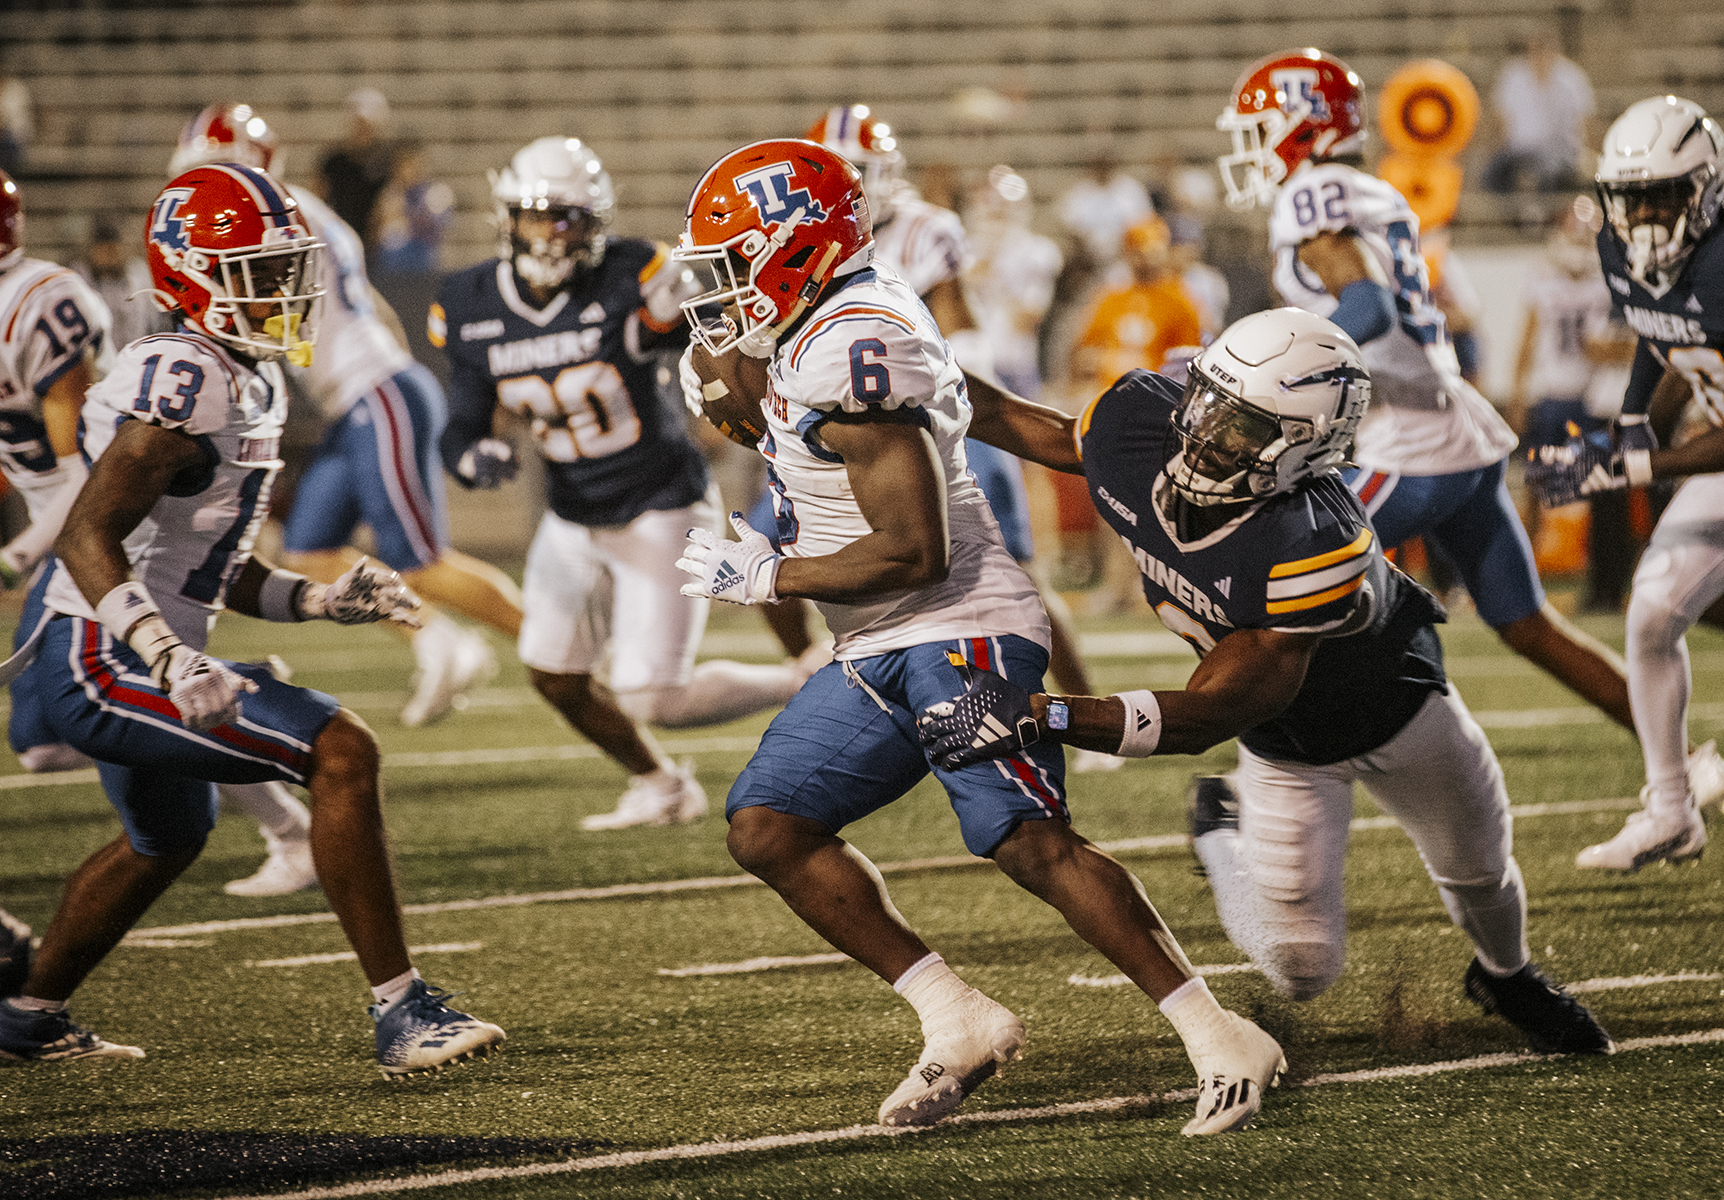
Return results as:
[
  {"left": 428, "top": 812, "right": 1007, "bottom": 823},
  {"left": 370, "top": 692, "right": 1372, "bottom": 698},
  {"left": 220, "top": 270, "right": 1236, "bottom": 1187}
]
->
[
  {"left": 1265, "top": 573, "right": 1365, "bottom": 614},
  {"left": 1268, "top": 528, "right": 1372, "bottom": 578},
  {"left": 638, "top": 243, "right": 669, "bottom": 284}
]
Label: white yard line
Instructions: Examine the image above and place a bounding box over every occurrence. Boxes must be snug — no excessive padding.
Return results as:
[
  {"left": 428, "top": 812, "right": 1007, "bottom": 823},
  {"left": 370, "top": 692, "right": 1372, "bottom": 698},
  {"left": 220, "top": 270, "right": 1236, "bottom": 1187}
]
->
[
  {"left": 120, "top": 795, "right": 1645, "bottom": 942},
  {"left": 204, "top": 1027, "right": 1724, "bottom": 1200},
  {"left": 1069, "top": 963, "right": 1260, "bottom": 987},
  {"left": 246, "top": 943, "right": 484, "bottom": 969},
  {"left": 1566, "top": 971, "right": 1723, "bottom": 994},
  {"left": 657, "top": 952, "right": 851, "bottom": 977}
]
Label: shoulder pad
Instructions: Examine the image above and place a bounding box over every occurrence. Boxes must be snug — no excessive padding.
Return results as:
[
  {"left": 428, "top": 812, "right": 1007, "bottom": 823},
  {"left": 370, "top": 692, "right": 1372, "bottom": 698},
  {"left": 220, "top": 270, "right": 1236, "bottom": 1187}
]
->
[
  {"left": 776, "top": 297, "right": 939, "bottom": 414},
  {"left": 92, "top": 335, "right": 240, "bottom": 435},
  {"left": 1271, "top": 164, "right": 1411, "bottom": 249}
]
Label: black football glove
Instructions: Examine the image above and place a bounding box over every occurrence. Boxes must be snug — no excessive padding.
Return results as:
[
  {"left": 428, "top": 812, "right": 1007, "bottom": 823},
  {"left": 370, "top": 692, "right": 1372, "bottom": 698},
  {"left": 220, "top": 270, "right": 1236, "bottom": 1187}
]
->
[
  {"left": 1524, "top": 429, "right": 1623, "bottom": 508},
  {"left": 917, "top": 658, "right": 1040, "bottom": 771}
]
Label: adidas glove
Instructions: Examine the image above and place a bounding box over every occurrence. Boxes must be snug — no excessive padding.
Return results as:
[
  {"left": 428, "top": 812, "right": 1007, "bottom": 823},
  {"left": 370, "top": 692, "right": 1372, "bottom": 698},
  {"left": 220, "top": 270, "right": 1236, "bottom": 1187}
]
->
[
  {"left": 1524, "top": 429, "right": 1625, "bottom": 508},
  {"left": 158, "top": 644, "right": 259, "bottom": 732},
  {"left": 455, "top": 438, "right": 519, "bottom": 488},
  {"left": 917, "top": 660, "right": 1039, "bottom": 771},
  {"left": 299, "top": 557, "right": 423, "bottom": 628},
  {"left": 677, "top": 512, "right": 781, "bottom": 605}
]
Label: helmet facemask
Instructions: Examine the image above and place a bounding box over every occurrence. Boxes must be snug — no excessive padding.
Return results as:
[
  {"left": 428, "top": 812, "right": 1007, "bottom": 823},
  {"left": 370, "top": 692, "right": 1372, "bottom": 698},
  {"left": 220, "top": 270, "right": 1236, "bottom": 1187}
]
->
[
  {"left": 677, "top": 213, "right": 841, "bottom": 359},
  {"left": 183, "top": 232, "right": 321, "bottom": 365},
  {"left": 504, "top": 202, "right": 607, "bottom": 290},
  {"left": 1164, "top": 364, "right": 1368, "bottom": 507},
  {"left": 1597, "top": 165, "right": 1721, "bottom": 290},
  {"left": 1217, "top": 107, "right": 1295, "bottom": 211}
]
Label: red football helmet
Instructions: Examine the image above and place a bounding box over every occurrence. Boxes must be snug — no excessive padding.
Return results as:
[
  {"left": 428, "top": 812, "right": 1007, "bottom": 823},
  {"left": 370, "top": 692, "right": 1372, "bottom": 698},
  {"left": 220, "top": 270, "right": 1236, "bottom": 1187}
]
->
[
  {"left": 1218, "top": 49, "right": 1366, "bottom": 210},
  {"left": 0, "top": 169, "right": 21, "bottom": 265},
  {"left": 674, "top": 139, "right": 872, "bottom": 358},
  {"left": 169, "top": 103, "right": 280, "bottom": 175},
  {"left": 805, "top": 104, "right": 905, "bottom": 215},
  {"left": 146, "top": 164, "right": 323, "bottom": 363}
]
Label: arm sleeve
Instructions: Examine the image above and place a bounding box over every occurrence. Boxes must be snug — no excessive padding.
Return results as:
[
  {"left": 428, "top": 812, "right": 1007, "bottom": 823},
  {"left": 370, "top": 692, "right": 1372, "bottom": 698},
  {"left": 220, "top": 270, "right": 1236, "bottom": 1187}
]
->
[
  {"left": 1619, "top": 338, "right": 1667, "bottom": 418},
  {"left": 438, "top": 351, "right": 499, "bottom": 484},
  {"left": 1329, "top": 278, "right": 1398, "bottom": 346}
]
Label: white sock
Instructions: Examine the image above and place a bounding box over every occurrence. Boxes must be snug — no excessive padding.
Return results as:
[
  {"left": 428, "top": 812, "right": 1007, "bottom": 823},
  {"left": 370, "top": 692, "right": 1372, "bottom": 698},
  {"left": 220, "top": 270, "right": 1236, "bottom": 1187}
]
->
[
  {"left": 370, "top": 967, "right": 422, "bottom": 1011},
  {"left": 8, "top": 994, "right": 68, "bottom": 1013},
  {"left": 633, "top": 764, "right": 680, "bottom": 789},
  {"left": 893, "top": 955, "right": 973, "bottom": 1033},
  {"left": 1158, "top": 977, "right": 1233, "bottom": 1064},
  {"left": 220, "top": 781, "right": 310, "bottom": 842},
  {"left": 1626, "top": 595, "right": 1696, "bottom": 814},
  {"left": 412, "top": 614, "right": 461, "bottom": 668}
]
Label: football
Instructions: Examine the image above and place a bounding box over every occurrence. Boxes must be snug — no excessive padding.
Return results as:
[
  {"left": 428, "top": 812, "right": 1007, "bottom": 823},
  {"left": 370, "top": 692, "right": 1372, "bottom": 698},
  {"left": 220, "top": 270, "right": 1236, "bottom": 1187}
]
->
[{"left": 689, "top": 344, "right": 770, "bottom": 447}]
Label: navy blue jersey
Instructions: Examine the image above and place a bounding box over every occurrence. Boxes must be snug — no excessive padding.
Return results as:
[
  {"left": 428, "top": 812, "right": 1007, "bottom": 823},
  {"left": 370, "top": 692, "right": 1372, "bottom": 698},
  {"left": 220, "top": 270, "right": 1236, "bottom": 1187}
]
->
[
  {"left": 432, "top": 237, "right": 707, "bottom": 527},
  {"left": 1597, "top": 221, "right": 1724, "bottom": 420},
  {"left": 1080, "top": 369, "right": 1448, "bottom": 765}
]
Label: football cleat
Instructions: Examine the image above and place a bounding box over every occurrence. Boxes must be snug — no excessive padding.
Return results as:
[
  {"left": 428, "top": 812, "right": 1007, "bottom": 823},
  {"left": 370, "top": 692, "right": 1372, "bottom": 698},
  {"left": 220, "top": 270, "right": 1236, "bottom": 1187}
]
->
[
  {"left": 1463, "top": 959, "right": 1614, "bottom": 1055},
  {"left": 0, "top": 999, "right": 146, "bottom": 1063},
  {"left": 223, "top": 833, "right": 318, "bottom": 897},
  {"left": 877, "top": 990, "right": 1025, "bottom": 1127},
  {"left": 0, "top": 910, "right": 31, "bottom": 1000},
  {"left": 1182, "top": 1012, "right": 1286, "bottom": 1136},
  {"left": 581, "top": 761, "right": 707, "bottom": 831},
  {"left": 1575, "top": 802, "right": 1706, "bottom": 871},
  {"left": 1688, "top": 740, "right": 1724, "bottom": 820},
  {"left": 371, "top": 980, "right": 505, "bottom": 1078},
  {"left": 402, "top": 623, "right": 497, "bottom": 728}
]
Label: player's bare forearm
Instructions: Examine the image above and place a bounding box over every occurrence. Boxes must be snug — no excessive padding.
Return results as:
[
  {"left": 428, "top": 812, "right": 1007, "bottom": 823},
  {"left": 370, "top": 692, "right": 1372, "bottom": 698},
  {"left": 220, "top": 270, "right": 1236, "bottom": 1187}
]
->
[
  {"left": 1652, "top": 425, "right": 1724, "bottom": 480},
  {"left": 1028, "top": 627, "right": 1317, "bottom": 755},
  {"left": 963, "top": 370, "right": 1083, "bottom": 474},
  {"left": 1647, "top": 363, "right": 1693, "bottom": 449},
  {"left": 774, "top": 414, "right": 951, "bottom": 602},
  {"left": 1296, "top": 230, "right": 1382, "bottom": 297},
  {"left": 40, "top": 359, "right": 93, "bottom": 457},
  {"left": 57, "top": 420, "right": 205, "bottom": 607},
  {"left": 923, "top": 277, "right": 976, "bottom": 336}
]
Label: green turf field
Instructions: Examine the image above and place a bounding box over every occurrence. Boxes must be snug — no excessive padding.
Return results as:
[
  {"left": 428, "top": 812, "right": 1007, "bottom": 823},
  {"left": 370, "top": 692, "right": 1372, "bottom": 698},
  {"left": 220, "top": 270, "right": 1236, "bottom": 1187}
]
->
[{"left": 1, "top": 600, "right": 1721, "bottom": 1199}]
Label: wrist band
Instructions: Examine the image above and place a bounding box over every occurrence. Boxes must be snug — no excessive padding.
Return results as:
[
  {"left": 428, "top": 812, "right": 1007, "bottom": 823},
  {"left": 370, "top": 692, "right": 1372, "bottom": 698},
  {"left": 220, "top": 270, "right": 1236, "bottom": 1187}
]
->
[
  {"left": 258, "top": 569, "right": 311, "bottom": 623},
  {"left": 1623, "top": 448, "right": 1653, "bottom": 488},
  {"left": 95, "top": 581, "right": 180, "bottom": 685},
  {"left": 1113, "top": 689, "right": 1162, "bottom": 757}
]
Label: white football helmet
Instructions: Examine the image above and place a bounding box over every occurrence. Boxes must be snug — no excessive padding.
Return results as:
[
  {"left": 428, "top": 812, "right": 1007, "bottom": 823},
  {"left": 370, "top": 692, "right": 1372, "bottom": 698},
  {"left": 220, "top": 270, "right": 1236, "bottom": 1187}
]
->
[
  {"left": 1596, "top": 95, "right": 1723, "bottom": 290},
  {"left": 492, "top": 136, "right": 615, "bottom": 289},
  {"left": 1166, "top": 308, "right": 1370, "bottom": 505}
]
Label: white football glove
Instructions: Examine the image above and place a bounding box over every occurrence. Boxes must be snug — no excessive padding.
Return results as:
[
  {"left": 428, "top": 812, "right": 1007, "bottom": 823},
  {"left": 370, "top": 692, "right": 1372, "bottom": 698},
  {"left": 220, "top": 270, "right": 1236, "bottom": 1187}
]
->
[
  {"left": 678, "top": 343, "right": 708, "bottom": 421},
  {"left": 676, "top": 512, "right": 781, "bottom": 605},
  {"left": 299, "top": 557, "right": 423, "bottom": 628},
  {"left": 156, "top": 644, "right": 259, "bottom": 732}
]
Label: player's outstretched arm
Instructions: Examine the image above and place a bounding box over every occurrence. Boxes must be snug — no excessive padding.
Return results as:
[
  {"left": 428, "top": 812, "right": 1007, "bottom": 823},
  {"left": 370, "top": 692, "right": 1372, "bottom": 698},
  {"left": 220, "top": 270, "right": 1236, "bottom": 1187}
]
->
[
  {"left": 228, "top": 555, "right": 424, "bottom": 628},
  {"left": 961, "top": 370, "right": 1083, "bottom": 474},
  {"left": 0, "top": 358, "right": 94, "bottom": 588},
  {"left": 920, "top": 626, "right": 1319, "bottom": 769}
]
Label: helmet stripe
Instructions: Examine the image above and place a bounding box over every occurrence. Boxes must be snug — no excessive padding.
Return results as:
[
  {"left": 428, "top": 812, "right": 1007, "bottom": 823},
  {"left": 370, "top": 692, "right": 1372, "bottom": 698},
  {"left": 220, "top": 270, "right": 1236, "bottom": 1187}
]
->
[{"left": 212, "top": 162, "right": 292, "bottom": 226}]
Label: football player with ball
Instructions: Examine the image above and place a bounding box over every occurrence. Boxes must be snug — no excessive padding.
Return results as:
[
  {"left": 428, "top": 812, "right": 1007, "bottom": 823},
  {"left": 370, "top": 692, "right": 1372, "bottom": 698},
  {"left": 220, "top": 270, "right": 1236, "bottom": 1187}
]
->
[{"left": 674, "top": 139, "right": 1285, "bottom": 1137}]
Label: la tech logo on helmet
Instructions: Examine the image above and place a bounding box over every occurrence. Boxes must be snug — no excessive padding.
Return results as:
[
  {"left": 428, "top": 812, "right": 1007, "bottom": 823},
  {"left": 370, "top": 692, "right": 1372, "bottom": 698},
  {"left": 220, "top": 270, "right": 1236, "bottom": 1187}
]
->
[
  {"left": 1270, "top": 69, "right": 1330, "bottom": 122},
  {"left": 150, "top": 187, "right": 195, "bottom": 255},
  {"left": 734, "top": 161, "right": 829, "bottom": 224}
]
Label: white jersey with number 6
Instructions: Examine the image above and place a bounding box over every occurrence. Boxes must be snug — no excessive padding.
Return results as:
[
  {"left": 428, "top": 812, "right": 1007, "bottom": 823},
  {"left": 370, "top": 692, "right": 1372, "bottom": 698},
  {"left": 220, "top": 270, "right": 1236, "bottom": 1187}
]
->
[
  {"left": 45, "top": 329, "right": 285, "bottom": 646},
  {"left": 1270, "top": 162, "right": 1516, "bottom": 476},
  {"left": 763, "top": 261, "right": 1046, "bottom": 659}
]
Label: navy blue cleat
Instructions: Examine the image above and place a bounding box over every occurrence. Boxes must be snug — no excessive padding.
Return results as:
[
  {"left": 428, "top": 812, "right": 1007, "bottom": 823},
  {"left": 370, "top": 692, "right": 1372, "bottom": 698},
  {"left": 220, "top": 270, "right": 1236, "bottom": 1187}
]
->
[
  {"left": 1463, "top": 959, "right": 1614, "bottom": 1055},
  {"left": 371, "top": 979, "right": 505, "bottom": 1078},
  {"left": 0, "top": 998, "right": 145, "bottom": 1063}
]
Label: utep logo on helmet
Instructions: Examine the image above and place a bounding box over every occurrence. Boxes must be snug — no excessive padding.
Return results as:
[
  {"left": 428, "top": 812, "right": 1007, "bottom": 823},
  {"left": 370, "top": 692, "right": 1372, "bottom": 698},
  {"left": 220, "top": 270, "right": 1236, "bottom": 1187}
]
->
[
  {"left": 1270, "top": 69, "right": 1329, "bottom": 122},
  {"left": 151, "top": 187, "right": 196, "bottom": 254},
  {"left": 735, "top": 162, "right": 828, "bottom": 224}
]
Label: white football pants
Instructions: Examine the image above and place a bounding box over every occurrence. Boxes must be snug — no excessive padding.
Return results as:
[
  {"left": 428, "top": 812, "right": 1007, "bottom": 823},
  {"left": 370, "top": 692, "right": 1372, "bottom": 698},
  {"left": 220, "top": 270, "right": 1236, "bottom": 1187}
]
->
[
  {"left": 517, "top": 488, "right": 799, "bottom": 726},
  {"left": 1193, "top": 685, "right": 1529, "bottom": 1000},
  {"left": 1625, "top": 472, "right": 1724, "bottom": 814}
]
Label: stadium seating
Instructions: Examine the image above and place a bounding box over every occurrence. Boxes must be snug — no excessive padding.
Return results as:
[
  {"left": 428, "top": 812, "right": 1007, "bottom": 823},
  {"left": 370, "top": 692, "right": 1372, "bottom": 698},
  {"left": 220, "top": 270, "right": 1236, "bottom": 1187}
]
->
[{"left": 2, "top": 0, "right": 1719, "bottom": 263}]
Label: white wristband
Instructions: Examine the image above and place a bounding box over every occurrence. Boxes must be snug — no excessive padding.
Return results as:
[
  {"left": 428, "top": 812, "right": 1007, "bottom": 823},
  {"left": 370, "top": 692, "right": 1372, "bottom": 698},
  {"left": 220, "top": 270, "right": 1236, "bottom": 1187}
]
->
[
  {"left": 1623, "top": 448, "right": 1653, "bottom": 488},
  {"left": 1113, "top": 689, "right": 1163, "bottom": 757},
  {"left": 95, "top": 581, "right": 180, "bottom": 682},
  {"left": 257, "top": 569, "right": 311, "bottom": 622}
]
